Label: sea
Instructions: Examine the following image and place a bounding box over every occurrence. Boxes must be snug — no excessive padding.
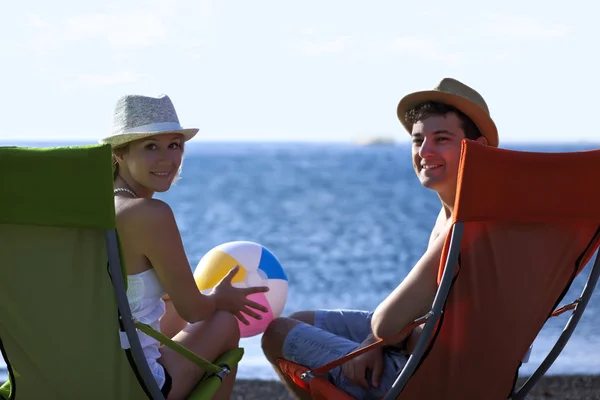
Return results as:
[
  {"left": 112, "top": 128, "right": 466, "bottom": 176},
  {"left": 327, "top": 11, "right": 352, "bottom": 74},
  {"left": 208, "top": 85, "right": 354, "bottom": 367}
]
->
[{"left": 2, "top": 140, "right": 600, "bottom": 382}]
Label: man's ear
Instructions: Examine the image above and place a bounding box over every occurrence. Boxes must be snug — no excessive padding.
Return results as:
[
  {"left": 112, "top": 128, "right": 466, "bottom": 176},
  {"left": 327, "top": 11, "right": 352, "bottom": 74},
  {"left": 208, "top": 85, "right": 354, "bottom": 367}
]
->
[{"left": 475, "top": 135, "right": 488, "bottom": 146}]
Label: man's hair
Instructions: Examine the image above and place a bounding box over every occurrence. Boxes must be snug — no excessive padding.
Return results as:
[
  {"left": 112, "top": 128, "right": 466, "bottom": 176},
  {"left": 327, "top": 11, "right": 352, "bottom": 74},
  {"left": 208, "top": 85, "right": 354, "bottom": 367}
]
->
[{"left": 405, "top": 101, "right": 482, "bottom": 140}]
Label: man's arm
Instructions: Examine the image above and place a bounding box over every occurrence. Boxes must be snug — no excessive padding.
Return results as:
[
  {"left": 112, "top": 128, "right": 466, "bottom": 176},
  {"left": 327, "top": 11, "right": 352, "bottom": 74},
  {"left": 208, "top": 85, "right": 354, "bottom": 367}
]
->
[{"left": 371, "top": 228, "right": 448, "bottom": 340}]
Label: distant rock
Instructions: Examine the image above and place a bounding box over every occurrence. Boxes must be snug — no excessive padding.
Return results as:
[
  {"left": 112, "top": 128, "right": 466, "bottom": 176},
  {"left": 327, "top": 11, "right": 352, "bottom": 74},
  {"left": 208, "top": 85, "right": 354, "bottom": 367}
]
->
[{"left": 354, "top": 136, "right": 397, "bottom": 146}]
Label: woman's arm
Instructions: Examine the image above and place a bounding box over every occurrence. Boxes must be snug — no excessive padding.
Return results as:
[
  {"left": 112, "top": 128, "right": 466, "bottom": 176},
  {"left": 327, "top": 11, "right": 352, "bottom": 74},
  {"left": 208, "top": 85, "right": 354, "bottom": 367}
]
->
[
  {"left": 160, "top": 294, "right": 188, "bottom": 338},
  {"left": 127, "top": 199, "right": 217, "bottom": 324},
  {"left": 126, "top": 198, "right": 270, "bottom": 325}
]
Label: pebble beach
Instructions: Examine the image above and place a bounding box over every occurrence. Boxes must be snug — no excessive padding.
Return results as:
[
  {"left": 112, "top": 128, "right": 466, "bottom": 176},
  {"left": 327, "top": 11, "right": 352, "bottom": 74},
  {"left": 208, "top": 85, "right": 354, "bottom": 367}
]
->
[{"left": 231, "top": 375, "right": 600, "bottom": 399}]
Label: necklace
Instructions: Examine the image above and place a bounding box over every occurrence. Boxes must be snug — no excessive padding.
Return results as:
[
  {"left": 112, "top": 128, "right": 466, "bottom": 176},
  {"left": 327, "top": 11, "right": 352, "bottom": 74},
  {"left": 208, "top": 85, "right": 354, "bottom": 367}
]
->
[{"left": 114, "top": 187, "right": 138, "bottom": 198}]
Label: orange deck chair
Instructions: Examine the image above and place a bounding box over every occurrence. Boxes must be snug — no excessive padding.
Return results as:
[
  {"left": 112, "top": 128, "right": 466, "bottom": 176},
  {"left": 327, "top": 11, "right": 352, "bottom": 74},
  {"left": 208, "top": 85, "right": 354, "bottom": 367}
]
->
[{"left": 277, "top": 140, "right": 600, "bottom": 400}]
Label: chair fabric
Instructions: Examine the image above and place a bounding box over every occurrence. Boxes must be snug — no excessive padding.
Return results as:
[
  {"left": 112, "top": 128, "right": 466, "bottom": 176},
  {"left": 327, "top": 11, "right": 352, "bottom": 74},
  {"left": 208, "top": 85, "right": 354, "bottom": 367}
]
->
[
  {"left": 277, "top": 141, "right": 600, "bottom": 400},
  {"left": 0, "top": 144, "right": 243, "bottom": 399}
]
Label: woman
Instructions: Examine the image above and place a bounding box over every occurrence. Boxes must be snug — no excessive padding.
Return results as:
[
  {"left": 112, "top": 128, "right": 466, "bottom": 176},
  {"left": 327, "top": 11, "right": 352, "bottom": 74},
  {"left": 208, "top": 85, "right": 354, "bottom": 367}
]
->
[{"left": 100, "top": 94, "right": 269, "bottom": 400}]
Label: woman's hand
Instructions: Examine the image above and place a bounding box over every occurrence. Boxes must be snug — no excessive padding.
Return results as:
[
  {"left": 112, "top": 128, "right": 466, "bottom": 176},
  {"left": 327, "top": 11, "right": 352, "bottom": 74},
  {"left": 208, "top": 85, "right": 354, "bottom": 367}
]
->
[{"left": 210, "top": 265, "right": 270, "bottom": 325}]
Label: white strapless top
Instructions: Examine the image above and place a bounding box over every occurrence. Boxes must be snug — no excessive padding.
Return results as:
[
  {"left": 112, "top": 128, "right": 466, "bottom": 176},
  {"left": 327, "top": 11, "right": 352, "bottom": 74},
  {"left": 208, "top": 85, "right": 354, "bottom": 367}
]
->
[{"left": 126, "top": 268, "right": 167, "bottom": 389}]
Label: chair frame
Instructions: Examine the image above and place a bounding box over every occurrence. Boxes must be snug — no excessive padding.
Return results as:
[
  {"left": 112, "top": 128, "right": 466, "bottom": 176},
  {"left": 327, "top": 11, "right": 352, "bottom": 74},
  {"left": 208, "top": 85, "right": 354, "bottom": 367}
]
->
[{"left": 105, "top": 230, "right": 166, "bottom": 399}]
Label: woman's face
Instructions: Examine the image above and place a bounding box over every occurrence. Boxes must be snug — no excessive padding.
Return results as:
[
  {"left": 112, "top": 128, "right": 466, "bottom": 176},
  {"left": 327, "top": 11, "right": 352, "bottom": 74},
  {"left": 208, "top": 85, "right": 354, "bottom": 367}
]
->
[{"left": 118, "top": 133, "right": 184, "bottom": 193}]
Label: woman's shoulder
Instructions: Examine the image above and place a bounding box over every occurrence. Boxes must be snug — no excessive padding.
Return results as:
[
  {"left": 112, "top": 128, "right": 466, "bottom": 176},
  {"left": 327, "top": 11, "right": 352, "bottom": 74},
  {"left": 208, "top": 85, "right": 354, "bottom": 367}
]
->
[{"left": 116, "top": 197, "right": 176, "bottom": 229}]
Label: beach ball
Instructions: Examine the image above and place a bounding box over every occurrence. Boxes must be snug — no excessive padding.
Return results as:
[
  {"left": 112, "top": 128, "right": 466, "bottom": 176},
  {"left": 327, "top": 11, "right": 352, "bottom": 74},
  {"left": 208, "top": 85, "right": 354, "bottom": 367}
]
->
[{"left": 193, "top": 241, "right": 288, "bottom": 338}]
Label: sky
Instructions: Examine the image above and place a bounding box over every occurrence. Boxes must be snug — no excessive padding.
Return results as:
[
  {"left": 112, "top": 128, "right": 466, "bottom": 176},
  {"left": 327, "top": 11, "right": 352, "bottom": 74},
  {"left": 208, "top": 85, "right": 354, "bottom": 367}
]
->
[{"left": 1, "top": 0, "right": 597, "bottom": 144}]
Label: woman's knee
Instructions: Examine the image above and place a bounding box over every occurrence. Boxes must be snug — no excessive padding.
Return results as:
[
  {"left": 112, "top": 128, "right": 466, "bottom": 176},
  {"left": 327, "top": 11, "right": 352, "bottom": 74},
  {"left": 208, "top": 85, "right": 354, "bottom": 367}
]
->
[{"left": 211, "top": 310, "right": 241, "bottom": 347}]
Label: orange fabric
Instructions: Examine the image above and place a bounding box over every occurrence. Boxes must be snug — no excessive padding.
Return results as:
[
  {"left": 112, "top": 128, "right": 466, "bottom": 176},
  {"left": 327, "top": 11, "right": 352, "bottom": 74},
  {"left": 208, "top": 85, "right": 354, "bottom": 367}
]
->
[
  {"left": 454, "top": 141, "right": 600, "bottom": 224},
  {"left": 415, "top": 141, "right": 600, "bottom": 399},
  {"left": 276, "top": 359, "right": 355, "bottom": 399},
  {"left": 279, "top": 141, "right": 600, "bottom": 400},
  {"left": 551, "top": 300, "right": 580, "bottom": 317},
  {"left": 400, "top": 221, "right": 599, "bottom": 400},
  {"left": 437, "top": 222, "right": 462, "bottom": 284},
  {"left": 277, "top": 359, "right": 311, "bottom": 393},
  {"left": 310, "top": 377, "right": 355, "bottom": 400}
]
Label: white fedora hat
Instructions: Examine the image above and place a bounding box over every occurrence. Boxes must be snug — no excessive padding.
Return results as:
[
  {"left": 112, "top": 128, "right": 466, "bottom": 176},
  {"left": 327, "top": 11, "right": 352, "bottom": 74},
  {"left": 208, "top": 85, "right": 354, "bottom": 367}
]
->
[{"left": 99, "top": 94, "right": 199, "bottom": 147}]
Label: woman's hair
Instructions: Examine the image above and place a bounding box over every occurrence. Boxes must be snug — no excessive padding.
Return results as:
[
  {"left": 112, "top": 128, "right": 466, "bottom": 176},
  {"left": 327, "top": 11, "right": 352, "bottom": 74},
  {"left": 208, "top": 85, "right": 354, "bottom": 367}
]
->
[
  {"left": 112, "top": 144, "right": 129, "bottom": 181},
  {"left": 112, "top": 140, "right": 186, "bottom": 183}
]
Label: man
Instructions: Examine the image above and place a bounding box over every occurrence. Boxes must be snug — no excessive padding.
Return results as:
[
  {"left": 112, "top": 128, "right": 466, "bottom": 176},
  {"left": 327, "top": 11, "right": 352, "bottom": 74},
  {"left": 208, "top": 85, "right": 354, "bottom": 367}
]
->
[{"left": 261, "top": 78, "right": 499, "bottom": 400}]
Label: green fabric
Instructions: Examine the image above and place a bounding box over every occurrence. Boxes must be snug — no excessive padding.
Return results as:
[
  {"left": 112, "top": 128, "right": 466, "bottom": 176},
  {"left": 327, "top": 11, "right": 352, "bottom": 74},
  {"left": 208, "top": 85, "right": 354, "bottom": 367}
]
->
[
  {"left": 0, "top": 144, "right": 144, "bottom": 399},
  {"left": 0, "top": 144, "right": 245, "bottom": 399},
  {"left": 0, "top": 224, "right": 149, "bottom": 399},
  {"left": 0, "top": 380, "right": 10, "bottom": 399},
  {"left": 187, "top": 348, "right": 245, "bottom": 400},
  {"left": 136, "top": 321, "right": 245, "bottom": 400},
  {"left": 0, "top": 145, "right": 115, "bottom": 229},
  {"left": 135, "top": 321, "right": 245, "bottom": 399}
]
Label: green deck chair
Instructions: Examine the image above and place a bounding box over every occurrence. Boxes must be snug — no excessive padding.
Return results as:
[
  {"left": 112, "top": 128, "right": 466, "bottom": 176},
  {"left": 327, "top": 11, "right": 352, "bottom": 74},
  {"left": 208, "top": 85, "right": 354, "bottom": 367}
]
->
[{"left": 0, "top": 144, "right": 243, "bottom": 400}]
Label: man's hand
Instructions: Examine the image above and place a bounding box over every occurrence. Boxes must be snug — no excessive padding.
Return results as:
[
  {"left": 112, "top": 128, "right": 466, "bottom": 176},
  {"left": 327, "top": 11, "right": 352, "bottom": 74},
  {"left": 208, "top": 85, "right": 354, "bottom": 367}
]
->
[
  {"left": 342, "top": 334, "right": 384, "bottom": 390},
  {"left": 405, "top": 324, "right": 424, "bottom": 354}
]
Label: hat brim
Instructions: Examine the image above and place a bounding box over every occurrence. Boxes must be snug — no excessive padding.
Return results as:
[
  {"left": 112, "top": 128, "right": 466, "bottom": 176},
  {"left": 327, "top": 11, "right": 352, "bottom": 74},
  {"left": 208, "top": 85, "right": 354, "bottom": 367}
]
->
[
  {"left": 397, "top": 90, "right": 499, "bottom": 147},
  {"left": 99, "top": 128, "right": 199, "bottom": 148}
]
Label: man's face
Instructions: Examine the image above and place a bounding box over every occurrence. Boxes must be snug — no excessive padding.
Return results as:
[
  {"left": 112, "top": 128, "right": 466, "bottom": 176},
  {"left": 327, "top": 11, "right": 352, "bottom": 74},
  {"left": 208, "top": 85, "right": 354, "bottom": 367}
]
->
[{"left": 411, "top": 112, "right": 475, "bottom": 197}]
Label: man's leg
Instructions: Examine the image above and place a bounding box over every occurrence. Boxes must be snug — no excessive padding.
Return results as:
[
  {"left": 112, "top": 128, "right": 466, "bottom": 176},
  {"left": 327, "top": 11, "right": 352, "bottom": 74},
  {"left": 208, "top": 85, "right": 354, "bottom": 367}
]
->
[
  {"left": 264, "top": 309, "right": 373, "bottom": 380},
  {"left": 288, "top": 310, "right": 315, "bottom": 326},
  {"left": 288, "top": 309, "right": 373, "bottom": 341},
  {"left": 261, "top": 317, "right": 314, "bottom": 400},
  {"left": 262, "top": 315, "right": 407, "bottom": 400},
  {"left": 312, "top": 309, "right": 374, "bottom": 342}
]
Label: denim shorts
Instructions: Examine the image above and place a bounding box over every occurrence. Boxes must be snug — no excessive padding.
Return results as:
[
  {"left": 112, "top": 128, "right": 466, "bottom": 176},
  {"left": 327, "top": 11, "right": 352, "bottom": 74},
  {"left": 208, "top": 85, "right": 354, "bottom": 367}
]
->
[{"left": 282, "top": 309, "right": 408, "bottom": 400}]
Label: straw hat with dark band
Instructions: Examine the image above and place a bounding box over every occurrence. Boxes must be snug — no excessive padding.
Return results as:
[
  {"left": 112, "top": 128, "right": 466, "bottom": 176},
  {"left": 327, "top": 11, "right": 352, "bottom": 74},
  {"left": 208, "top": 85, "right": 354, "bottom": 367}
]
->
[{"left": 397, "top": 78, "right": 499, "bottom": 147}]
